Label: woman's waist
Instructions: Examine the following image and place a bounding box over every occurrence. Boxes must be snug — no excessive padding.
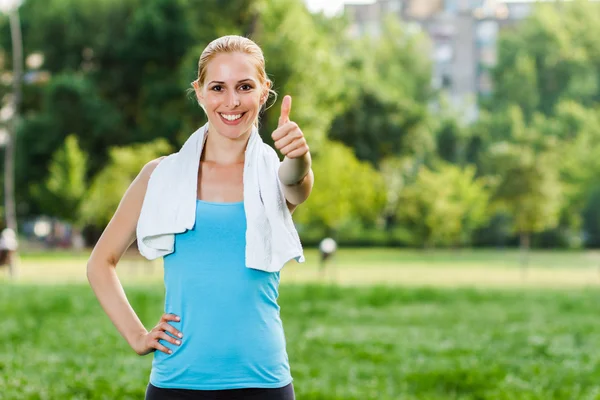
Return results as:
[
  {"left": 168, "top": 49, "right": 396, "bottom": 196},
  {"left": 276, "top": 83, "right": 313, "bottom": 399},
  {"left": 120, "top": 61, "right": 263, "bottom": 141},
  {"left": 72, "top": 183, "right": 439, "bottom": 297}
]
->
[
  {"left": 162, "top": 307, "right": 285, "bottom": 347},
  {"left": 153, "top": 320, "right": 289, "bottom": 370},
  {"left": 151, "top": 346, "right": 292, "bottom": 390}
]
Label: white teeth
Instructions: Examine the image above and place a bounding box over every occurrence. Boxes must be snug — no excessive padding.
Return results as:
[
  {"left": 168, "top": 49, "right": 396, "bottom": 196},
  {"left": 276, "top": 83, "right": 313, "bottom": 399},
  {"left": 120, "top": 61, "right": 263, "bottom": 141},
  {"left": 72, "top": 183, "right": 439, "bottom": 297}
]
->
[{"left": 220, "top": 113, "right": 242, "bottom": 121}]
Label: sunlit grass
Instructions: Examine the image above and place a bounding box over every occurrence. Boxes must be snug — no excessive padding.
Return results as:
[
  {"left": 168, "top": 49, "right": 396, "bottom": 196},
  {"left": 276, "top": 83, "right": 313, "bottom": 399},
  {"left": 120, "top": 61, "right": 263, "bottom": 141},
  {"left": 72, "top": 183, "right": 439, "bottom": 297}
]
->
[
  {"left": 3, "top": 248, "right": 600, "bottom": 288},
  {"left": 2, "top": 283, "right": 600, "bottom": 399}
]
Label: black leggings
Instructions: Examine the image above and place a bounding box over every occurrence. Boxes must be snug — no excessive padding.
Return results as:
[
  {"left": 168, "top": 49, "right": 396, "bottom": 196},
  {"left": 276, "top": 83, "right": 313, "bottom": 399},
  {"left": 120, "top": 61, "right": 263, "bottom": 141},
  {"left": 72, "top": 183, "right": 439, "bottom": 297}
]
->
[{"left": 145, "top": 382, "right": 295, "bottom": 400}]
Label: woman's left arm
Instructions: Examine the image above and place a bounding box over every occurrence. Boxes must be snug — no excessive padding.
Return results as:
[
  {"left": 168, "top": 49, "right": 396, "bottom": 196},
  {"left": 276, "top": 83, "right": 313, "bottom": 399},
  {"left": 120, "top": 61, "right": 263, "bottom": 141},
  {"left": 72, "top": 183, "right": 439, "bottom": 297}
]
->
[
  {"left": 272, "top": 95, "right": 314, "bottom": 212},
  {"left": 279, "top": 153, "right": 314, "bottom": 211}
]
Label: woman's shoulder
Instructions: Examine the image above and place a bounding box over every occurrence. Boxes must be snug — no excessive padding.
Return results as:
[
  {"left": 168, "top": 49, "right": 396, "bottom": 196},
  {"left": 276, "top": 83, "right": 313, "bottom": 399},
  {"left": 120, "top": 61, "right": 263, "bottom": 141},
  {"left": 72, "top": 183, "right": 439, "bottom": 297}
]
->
[{"left": 136, "top": 156, "right": 169, "bottom": 186}]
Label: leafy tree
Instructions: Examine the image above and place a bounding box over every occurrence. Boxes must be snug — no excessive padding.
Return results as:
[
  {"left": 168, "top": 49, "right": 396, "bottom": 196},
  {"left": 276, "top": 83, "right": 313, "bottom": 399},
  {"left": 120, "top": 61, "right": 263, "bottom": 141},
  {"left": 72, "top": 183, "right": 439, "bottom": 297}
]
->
[
  {"left": 16, "top": 73, "right": 122, "bottom": 215},
  {"left": 253, "top": 0, "right": 347, "bottom": 153},
  {"left": 582, "top": 185, "right": 600, "bottom": 248},
  {"left": 80, "top": 139, "right": 172, "bottom": 227},
  {"left": 487, "top": 0, "right": 600, "bottom": 116},
  {"left": 433, "top": 95, "right": 481, "bottom": 166},
  {"left": 545, "top": 101, "right": 600, "bottom": 246},
  {"left": 397, "top": 164, "right": 490, "bottom": 248},
  {"left": 293, "top": 141, "right": 386, "bottom": 236},
  {"left": 484, "top": 107, "right": 562, "bottom": 262},
  {"left": 32, "top": 135, "right": 87, "bottom": 225},
  {"left": 329, "top": 15, "right": 434, "bottom": 167},
  {"left": 7, "top": 0, "right": 192, "bottom": 218},
  {"left": 487, "top": 51, "right": 539, "bottom": 121}
]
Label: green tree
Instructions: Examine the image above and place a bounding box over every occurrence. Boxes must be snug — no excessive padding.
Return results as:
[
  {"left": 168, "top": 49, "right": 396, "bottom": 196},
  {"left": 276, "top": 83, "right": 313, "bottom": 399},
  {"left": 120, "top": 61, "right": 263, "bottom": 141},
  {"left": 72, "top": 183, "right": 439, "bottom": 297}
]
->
[
  {"left": 545, "top": 101, "right": 600, "bottom": 246},
  {"left": 329, "top": 15, "right": 434, "bottom": 167},
  {"left": 33, "top": 135, "right": 88, "bottom": 225},
  {"left": 488, "top": 51, "right": 539, "bottom": 121},
  {"left": 17, "top": 73, "right": 122, "bottom": 215},
  {"left": 397, "top": 164, "right": 490, "bottom": 248},
  {"left": 253, "top": 0, "right": 347, "bottom": 153},
  {"left": 7, "top": 0, "right": 192, "bottom": 219},
  {"left": 80, "top": 139, "right": 172, "bottom": 227},
  {"left": 378, "top": 155, "right": 425, "bottom": 233},
  {"left": 487, "top": 0, "right": 600, "bottom": 116},
  {"left": 433, "top": 95, "right": 480, "bottom": 166},
  {"left": 293, "top": 141, "right": 386, "bottom": 236},
  {"left": 484, "top": 107, "right": 562, "bottom": 264}
]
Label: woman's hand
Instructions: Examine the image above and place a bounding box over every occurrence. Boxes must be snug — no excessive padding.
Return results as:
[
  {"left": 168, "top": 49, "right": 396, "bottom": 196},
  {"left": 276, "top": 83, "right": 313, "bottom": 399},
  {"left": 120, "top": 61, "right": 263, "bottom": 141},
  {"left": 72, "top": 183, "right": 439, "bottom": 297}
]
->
[
  {"left": 131, "top": 313, "right": 183, "bottom": 356},
  {"left": 272, "top": 95, "right": 310, "bottom": 160}
]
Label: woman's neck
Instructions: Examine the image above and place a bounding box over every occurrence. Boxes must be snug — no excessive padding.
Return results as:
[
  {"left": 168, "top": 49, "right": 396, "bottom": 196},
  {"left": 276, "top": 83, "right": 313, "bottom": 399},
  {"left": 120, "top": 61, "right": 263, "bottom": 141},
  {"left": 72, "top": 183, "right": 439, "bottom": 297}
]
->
[{"left": 202, "top": 125, "right": 251, "bottom": 165}]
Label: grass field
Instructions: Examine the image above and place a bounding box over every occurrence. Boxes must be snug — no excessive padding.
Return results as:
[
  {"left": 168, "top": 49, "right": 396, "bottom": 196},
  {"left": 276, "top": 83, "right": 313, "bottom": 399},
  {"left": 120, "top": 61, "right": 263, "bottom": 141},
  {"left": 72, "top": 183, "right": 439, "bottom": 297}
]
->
[
  {"left": 2, "top": 283, "right": 600, "bottom": 399},
  {"left": 2, "top": 249, "right": 600, "bottom": 399},
  {"left": 4, "top": 248, "right": 600, "bottom": 287}
]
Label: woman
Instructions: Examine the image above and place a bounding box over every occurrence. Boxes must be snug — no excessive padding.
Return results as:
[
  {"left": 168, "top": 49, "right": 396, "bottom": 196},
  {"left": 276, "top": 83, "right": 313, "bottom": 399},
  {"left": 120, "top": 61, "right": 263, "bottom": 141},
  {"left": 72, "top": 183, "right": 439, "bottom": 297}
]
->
[{"left": 86, "top": 35, "right": 313, "bottom": 400}]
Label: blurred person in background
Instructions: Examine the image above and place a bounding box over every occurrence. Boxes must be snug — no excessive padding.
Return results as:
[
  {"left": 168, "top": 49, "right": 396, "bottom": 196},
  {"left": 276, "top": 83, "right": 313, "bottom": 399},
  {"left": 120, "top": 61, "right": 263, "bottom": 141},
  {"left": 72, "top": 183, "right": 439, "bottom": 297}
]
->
[
  {"left": 0, "top": 227, "right": 18, "bottom": 277},
  {"left": 318, "top": 237, "right": 337, "bottom": 276},
  {"left": 87, "top": 35, "right": 313, "bottom": 400}
]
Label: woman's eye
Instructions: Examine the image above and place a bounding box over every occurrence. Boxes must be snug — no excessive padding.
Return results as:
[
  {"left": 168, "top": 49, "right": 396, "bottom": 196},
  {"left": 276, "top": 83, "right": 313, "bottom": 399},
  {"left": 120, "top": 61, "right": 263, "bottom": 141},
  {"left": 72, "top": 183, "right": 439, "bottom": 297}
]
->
[
  {"left": 240, "top": 84, "right": 252, "bottom": 91},
  {"left": 211, "top": 85, "right": 222, "bottom": 92}
]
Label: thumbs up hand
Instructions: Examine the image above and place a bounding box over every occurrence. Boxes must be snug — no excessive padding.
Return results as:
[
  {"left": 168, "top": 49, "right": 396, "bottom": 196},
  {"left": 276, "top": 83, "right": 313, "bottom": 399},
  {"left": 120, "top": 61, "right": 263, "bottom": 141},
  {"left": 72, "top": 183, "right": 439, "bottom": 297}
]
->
[{"left": 271, "top": 95, "right": 309, "bottom": 159}]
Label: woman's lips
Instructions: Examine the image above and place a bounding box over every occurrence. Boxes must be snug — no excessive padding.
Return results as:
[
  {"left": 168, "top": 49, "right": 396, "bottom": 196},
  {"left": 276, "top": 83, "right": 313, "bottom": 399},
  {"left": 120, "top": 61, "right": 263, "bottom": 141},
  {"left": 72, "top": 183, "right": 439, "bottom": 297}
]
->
[{"left": 219, "top": 112, "right": 246, "bottom": 125}]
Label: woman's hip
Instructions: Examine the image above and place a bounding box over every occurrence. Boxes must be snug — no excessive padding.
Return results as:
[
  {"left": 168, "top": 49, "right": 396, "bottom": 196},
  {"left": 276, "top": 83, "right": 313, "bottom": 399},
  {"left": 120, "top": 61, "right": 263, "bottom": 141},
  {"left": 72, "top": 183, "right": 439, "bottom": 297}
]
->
[{"left": 145, "top": 382, "right": 295, "bottom": 400}]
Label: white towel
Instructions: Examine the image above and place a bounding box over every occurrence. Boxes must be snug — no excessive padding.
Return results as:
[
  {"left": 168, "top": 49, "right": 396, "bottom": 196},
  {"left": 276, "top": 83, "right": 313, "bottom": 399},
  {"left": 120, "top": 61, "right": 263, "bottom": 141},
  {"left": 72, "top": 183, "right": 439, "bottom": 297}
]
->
[{"left": 136, "top": 123, "right": 305, "bottom": 273}]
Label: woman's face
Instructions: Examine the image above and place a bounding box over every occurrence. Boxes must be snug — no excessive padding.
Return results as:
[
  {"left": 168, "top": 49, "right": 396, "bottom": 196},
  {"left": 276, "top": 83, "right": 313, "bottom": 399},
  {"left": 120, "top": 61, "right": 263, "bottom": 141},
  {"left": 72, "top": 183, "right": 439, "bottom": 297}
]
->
[{"left": 196, "top": 52, "right": 267, "bottom": 140}]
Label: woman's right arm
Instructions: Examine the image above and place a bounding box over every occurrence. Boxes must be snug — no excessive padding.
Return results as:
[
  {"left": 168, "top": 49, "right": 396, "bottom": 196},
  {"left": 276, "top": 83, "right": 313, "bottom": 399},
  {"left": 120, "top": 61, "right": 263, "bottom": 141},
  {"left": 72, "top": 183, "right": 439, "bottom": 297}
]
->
[{"left": 86, "top": 158, "right": 181, "bottom": 355}]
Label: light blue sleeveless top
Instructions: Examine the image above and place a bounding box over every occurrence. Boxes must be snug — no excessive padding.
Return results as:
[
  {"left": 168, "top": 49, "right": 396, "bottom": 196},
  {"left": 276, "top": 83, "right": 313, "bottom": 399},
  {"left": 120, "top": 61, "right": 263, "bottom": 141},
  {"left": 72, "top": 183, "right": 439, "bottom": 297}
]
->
[{"left": 149, "top": 200, "right": 292, "bottom": 390}]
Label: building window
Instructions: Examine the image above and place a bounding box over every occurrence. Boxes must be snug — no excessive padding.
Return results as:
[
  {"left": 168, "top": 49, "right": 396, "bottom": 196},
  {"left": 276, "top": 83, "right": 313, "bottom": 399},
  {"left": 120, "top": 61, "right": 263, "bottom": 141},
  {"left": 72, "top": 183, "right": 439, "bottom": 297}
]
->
[{"left": 389, "top": 0, "right": 402, "bottom": 13}]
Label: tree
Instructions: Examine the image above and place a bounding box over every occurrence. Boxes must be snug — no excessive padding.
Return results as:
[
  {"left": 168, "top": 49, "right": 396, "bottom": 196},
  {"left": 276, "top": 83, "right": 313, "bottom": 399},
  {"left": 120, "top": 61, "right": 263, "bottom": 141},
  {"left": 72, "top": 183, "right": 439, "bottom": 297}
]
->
[
  {"left": 487, "top": 0, "right": 600, "bottom": 116},
  {"left": 80, "top": 139, "right": 172, "bottom": 228},
  {"left": 545, "top": 101, "right": 600, "bottom": 246},
  {"left": 8, "top": 0, "right": 193, "bottom": 218},
  {"left": 33, "top": 135, "right": 87, "bottom": 225},
  {"left": 396, "top": 164, "right": 490, "bottom": 248},
  {"left": 433, "top": 95, "right": 480, "bottom": 166},
  {"left": 254, "top": 0, "right": 347, "bottom": 153},
  {"left": 484, "top": 107, "right": 562, "bottom": 264},
  {"left": 293, "top": 141, "right": 386, "bottom": 237},
  {"left": 17, "top": 73, "right": 122, "bottom": 215},
  {"left": 329, "top": 15, "right": 435, "bottom": 167}
]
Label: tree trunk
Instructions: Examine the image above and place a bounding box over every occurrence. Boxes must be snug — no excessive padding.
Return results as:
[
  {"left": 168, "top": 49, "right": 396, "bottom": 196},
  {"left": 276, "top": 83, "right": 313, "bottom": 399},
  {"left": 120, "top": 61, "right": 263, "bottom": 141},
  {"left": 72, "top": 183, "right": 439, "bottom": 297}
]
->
[{"left": 5, "top": 9, "right": 23, "bottom": 280}]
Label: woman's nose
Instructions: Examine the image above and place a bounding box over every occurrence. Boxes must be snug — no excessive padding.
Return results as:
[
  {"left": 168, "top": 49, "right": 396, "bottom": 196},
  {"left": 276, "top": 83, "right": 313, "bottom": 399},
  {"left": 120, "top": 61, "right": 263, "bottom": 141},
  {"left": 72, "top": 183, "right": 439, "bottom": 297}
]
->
[{"left": 227, "top": 92, "right": 240, "bottom": 108}]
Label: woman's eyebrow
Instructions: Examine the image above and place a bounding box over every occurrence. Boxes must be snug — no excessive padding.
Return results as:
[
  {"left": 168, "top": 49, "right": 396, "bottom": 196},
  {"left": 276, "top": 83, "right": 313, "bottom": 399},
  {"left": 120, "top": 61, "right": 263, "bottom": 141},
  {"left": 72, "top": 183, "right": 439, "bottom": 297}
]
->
[{"left": 208, "top": 79, "right": 255, "bottom": 85}]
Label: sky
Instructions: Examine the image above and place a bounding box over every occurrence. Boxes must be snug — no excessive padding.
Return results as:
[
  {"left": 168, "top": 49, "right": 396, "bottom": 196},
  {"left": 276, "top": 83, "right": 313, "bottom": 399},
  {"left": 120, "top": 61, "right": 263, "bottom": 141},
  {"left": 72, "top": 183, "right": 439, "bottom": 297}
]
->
[
  {"left": 304, "top": 0, "right": 554, "bottom": 15},
  {"left": 304, "top": 0, "right": 376, "bottom": 16}
]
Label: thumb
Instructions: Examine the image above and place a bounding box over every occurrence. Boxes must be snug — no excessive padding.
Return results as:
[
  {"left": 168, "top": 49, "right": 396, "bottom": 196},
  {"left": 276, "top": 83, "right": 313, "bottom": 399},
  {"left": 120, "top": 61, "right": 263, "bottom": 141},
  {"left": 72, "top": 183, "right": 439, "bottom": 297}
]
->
[{"left": 278, "top": 95, "right": 292, "bottom": 127}]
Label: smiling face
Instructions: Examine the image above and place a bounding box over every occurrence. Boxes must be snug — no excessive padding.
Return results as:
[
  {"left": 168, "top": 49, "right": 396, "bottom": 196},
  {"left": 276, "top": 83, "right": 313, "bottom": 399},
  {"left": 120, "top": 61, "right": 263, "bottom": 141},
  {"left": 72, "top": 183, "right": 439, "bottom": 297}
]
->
[{"left": 195, "top": 52, "right": 268, "bottom": 140}]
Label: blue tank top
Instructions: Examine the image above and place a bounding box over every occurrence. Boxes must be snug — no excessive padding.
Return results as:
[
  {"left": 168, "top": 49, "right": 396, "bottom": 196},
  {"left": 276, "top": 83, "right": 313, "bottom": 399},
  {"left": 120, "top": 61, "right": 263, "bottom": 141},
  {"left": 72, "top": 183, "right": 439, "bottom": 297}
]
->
[{"left": 149, "top": 200, "right": 292, "bottom": 390}]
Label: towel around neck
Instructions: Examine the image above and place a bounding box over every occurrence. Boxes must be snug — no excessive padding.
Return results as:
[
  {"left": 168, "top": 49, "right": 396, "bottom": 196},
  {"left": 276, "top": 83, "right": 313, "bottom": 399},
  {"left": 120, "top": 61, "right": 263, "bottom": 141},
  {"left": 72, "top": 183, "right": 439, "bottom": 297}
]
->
[{"left": 135, "top": 123, "right": 305, "bottom": 273}]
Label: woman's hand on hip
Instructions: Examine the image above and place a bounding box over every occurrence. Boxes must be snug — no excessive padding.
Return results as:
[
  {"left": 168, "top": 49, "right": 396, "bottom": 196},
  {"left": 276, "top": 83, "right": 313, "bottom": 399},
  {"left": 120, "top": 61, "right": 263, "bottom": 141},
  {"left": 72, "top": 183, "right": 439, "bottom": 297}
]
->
[{"left": 131, "top": 313, "right": 183, "bottom": 356}]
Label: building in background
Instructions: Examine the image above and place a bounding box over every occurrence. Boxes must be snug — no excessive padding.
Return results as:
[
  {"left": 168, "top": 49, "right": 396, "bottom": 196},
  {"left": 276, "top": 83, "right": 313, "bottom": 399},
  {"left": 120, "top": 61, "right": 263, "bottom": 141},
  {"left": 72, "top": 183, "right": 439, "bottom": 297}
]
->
[{"left": 344, "top": 0, "right": 537, "bottom": 121}]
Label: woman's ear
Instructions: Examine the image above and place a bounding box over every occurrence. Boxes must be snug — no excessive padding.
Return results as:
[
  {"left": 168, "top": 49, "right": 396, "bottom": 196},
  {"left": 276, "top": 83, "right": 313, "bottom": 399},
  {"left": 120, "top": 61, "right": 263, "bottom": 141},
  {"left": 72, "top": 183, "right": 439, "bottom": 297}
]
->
[
  {"left": 261, "top": 82, "right": 271, "bottom": 106},
  {"left": 192, "top": 80, "right": 204, "bottom": 106}
]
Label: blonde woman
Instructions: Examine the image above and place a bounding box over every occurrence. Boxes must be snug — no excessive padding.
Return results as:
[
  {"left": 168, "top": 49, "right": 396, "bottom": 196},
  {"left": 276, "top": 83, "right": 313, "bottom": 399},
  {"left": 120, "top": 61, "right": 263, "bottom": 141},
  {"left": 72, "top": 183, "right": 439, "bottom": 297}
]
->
[{"left": 87, "top": 35, "right": 313, "bottom": 400}]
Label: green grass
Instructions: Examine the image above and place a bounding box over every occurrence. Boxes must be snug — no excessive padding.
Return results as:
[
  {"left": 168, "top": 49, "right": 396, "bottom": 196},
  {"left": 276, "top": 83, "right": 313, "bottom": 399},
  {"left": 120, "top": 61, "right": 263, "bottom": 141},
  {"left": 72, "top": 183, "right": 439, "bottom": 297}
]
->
[{"left": 2, "top": 283, "right": 600, "bottom": 399}]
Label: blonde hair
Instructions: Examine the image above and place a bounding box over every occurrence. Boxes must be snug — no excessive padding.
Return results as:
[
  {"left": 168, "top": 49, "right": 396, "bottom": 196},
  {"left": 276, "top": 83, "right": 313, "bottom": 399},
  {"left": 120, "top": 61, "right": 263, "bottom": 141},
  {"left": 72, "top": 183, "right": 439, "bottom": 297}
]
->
[{"left": 192, "top": 35, "right": 277, "bottom": 124}]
